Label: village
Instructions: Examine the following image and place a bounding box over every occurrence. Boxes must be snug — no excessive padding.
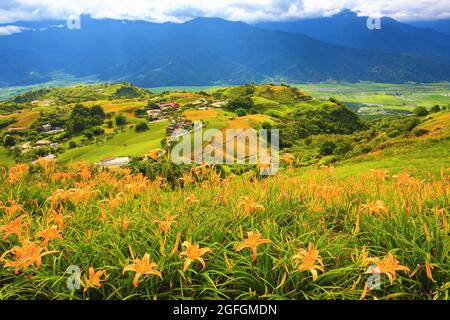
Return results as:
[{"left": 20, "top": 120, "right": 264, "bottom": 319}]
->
[{"left": 2, "top": 95, "right": 229, "bottom": 167}]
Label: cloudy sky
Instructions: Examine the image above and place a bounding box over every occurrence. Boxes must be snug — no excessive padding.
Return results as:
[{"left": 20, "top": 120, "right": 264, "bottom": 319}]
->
[{"left": 0, "top": 0, "right": 449, "bottom": 24}]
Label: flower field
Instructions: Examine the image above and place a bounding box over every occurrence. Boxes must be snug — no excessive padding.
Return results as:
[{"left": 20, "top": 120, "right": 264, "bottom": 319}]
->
[{"left": 0, "top": 159, "right": 448, "bottom": 300}]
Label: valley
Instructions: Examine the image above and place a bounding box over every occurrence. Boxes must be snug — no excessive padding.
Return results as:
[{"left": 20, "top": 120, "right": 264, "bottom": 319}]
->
[{"left": 0, "top": 82, "right": 449, "bottom": 169}]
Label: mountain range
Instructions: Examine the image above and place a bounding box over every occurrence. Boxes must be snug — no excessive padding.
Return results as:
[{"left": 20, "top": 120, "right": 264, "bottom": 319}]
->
[
  {"left": 1, "top": 11, "right": 450, "bottom": 88},
  {"left": 255, "top": 10, "right": 450, "bottom": 63}
]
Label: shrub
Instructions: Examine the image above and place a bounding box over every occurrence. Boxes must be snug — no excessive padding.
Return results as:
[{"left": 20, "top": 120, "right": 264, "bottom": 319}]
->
[
  {"left": 68, "top": 141, "right": 77, "bottom": 149},
  {"left": 430, "top": 105, "right": 441, "bottom": 113},
  {"left": 226, "top": 96, "right": 254, "bottom": 111},
  {"left": 319, "top": 140, "right": 337, "bottom": 156},
  {"left": 413, "top": 107, "right": 429, "bottom": 117},
  {"left": 412, "top": 128, "right": 430, "bottom": 137},
  {"left": 115, "top": 114, "right": 127, "bottom": 126},
  {"left": 333, "top": 141, "right": 353, "bottom": 156},
  {"left": 135, "top": 122, "right": 149, "bottom": 132},
  {"left": 236, "top": 108, "right": 247, "bottom": 117}
]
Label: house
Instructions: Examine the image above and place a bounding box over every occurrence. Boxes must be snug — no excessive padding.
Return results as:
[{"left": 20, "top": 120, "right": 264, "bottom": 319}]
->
[
  {"left": 32, "top": 154, "right": 56, "bottom": 163},
  {"left": 35, "top": 139, "right": 52, "bottom": 146},
  {"left": 159, "top": 102, "right": 180, "bottom": 110},
  {"left": 99, "top": 157, "right": 130, "bottom": 167},
  {"left": 191, "top": 99, "right": 207, "bottom": 106},
  {"left": 183, "top": 121, "right": 194, "bottom": 129},
  {"left": 42, "top": 124, "right": 53, "bottom": 132},
  {"left": 7, "top": 127, "right": 27, "bottom": 133},
  {"left": 147, "top": 109, "right": 162, "bottom": 119},
  {"left": 211, "top": 101, "right": 228, "bottom": 108},
  {"left": 19, "top": 142, "right": 31, "bottom": 150}
]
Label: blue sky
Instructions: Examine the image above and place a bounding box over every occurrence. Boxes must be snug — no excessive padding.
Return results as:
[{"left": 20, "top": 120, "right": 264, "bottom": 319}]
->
[{"left": 0, "top": 0, "right": 449, "bottom": 25}]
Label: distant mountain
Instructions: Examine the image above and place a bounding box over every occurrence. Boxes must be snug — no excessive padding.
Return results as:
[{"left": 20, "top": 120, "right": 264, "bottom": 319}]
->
[
  {"left": 1, "top": 16, "right": 450, "bottom": 87},
  {"left": 409, "top": 19, "right": 450, "bottom": 35},
  {"left": 255, "top": 10, "right": 450, "bottom": 63}
]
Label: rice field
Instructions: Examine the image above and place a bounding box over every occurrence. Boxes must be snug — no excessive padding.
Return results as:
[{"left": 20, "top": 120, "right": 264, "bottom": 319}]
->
[{"left": 0, "top": 159, "right": 447, "bottom": 300}]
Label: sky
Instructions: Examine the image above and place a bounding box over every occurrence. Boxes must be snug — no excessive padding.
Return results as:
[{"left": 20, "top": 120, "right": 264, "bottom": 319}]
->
[{"left": 0, "top": 0, "right": 449, "bottom": 25}]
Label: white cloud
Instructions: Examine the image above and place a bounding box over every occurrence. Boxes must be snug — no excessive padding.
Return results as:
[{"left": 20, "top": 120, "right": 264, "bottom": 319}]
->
[
  {"left": 0, "top": 25, "right": 27, "bottom": 35},
  {"left": 0, "top": 0, "right": 449, "bottom": 24}
]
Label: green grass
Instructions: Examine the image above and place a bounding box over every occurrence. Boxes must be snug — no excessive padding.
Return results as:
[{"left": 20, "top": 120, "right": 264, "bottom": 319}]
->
[
  {"left": 0, "top": 147, "right": 15, "bottom": 167},
  {"left": 332, "top": 138, "right": 450, "bottom": 178},
  {"left": 58, "top": 120, "right": 168, "bottom": 163}
]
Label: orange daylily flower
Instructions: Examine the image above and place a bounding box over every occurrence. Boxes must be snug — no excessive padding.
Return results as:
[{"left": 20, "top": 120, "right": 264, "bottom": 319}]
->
[
  {"left": 0, "top": 197, "right": 25, "bottom": 216},
  {"left": 425, "top": 261, "right": 436, "bottom": 282},
  {"left": 364, "top": 252, "right": 410, "bottom": 284},
  {"left": 0, "top": 240, "right": 57, "bottom": 273},
  {"left": 292, "top": 243, "right": 325, "bottom": 281},
  {"left": 36, "top": 225, "right": 62, "bottom": 245},
  {"left": 178, "top": 173, "right": 195, "bottom": 185},
  {"left": 154, "top": 215, "right": 178, "bottom": 233},
  {"left": 146, "top": 149, "right": 160, "bottom": 161},
  {"left": 370, "top": 169, "right": 390, "bottom": 181},
  {"left": 7, "top": 163, "right": 29, "bottom": 183},
  {"left": 46, "top": 210, "right": 65, "bottom": 229},
  {"left": 394, "top": 172, "right": 419, "bottom": 186},
  {"left": 280, "top": 153, "right": 295, "bottom": 165},
  {"left": 123, "top": 253, "right": 162, "bottom": 287},
  {"left": 102, "top": 193, "right": 124, "bottom": 211},
  {"left": 192, "top": 161, "right": 210, "bottom": 176},
  {"left": 179, "top": 241, "right": 212, "bottom": 272},
  {"left": 237, "top": 196, "right": 265, "bottom": 215},
  {"left": 256, "top": 160, "right": 272, "bottom": 172},
  {"left": 360, "top": 201, "right": 388, "bottom": 216},
  {"left": 0, "top": 215, "right": 27, "bottom": 242},
  {"left": 184, "top": 194, "right": 199, "bottom": 205},
  {"left": 235, "top": 231, "right": 272, "bottom": 262},
  {"left": 81, "top": 266, "right": 107, "bottom": 292}
]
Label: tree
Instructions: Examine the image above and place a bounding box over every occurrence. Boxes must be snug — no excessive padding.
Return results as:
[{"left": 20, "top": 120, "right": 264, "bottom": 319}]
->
[
  {"left": 430, "top": 105, "right": 441, "bottom": 113},
  {"left": 134, "top": 109, "right": 147, "bottom": 117},
  {"left": 413, "top": 107, "right": 429, "bottom": 117},
  {"left": 135, "top": 122, "right": 149, "bottom": 132},
  {"left": 68, "top": 141, "right": 77, "bottom": 149},
  {"left": 84, "top": 130, "right": 94, "bottom": 140},
  {"left": 226, "top": 96, "right": 254, "bottom": 111},
  {"left": 147, "top": 101, "right": 160, "bottom": 110},
  {"left": 67, "top": 104, "right": 105, "bottom": 134},
  {"left": 115, "top": 114, "right": 127, "bottom": 126},
  {"left": 89, "top": 105, "right": 106, "bottom": 118},
  {"left": 236, "top": 108, "right": 247, "bottom": 117},
  {"left": 92, "top": 127, "right": 105, "bottom": 136}
]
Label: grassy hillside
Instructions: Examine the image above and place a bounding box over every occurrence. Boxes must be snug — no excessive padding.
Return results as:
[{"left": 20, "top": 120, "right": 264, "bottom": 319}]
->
[
  {"left": 0, "top": 83, "right": 448, "bottom": 301},
  {"left": 329, "top": 111, "right": 450, "bottom": 178},
  {"left": 58, "top": 121, "right": 168, "bottom": 163},
  {"left": 0, "top": 153, "right": 447, "bottom": 300},
  {"left": 0, "top": 82, "right": 449, "bottom": 171}
]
